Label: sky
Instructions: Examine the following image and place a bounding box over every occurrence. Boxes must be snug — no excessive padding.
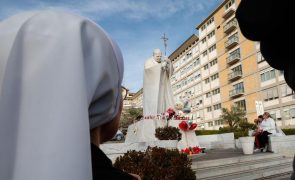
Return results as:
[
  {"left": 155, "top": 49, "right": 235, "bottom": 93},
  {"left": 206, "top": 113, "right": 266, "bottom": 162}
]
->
[{"left": 0, "top": 0, "right": 222, "bottom": 92}]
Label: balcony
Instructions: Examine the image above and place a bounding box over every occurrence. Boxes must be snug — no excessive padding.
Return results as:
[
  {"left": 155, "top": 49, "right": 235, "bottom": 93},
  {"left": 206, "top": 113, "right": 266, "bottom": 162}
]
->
[
  {"left": 229, "top": 88, "right": 244, "bottom": 98},
  {"left": 227, "top": 52, "right": 240, "bottom": 65},
  {"left": 224, "top": 19, "right": 238, "bottom": 34},
  {"left": 225, "top": 36, "right": 239, "bottom": 49},
  {"left": 223, "top": 7, "right": 235, "bottom": 19},
  {"left": 228, "top": 70, "right": 242, "bottom": 81}
]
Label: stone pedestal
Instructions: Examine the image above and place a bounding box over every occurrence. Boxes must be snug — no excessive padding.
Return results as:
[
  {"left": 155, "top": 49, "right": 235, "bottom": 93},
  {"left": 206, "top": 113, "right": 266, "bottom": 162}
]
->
[
  {"left": 177, "top": 130, "right": 200, "bottom": 150},
  {"left": 125, "top": 119, "right": 166, "bottom": 143},
  {"left": 125, "top": 119, "right": 200, "bottom": 151}
]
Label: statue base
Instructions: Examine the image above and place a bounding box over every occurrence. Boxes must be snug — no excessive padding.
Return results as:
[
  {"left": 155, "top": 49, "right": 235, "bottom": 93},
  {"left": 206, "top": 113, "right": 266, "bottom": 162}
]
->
[{"left": 125, "top": 119, "right": 200, "bottom": 151}]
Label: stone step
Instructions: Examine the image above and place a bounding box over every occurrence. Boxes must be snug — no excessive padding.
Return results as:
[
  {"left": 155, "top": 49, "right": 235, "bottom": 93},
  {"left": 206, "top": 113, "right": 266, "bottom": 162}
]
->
[
  {"left": 195, "top": 156, "right": 293, "bottom": 179},
  {"left": 211, "top": 162, "right": 293, "bottom": 180},
  {"left": 192, "top": 153, "right": 283, "bottom": 169},
  {"left": 263, "top": 172, "right": 292, "bottom": 180}
]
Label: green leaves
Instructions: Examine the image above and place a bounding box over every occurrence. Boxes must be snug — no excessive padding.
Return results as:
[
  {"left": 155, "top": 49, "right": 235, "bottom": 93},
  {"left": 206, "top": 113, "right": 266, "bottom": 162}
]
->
[
  {"left": 155, "top": 127, "right": 181, "bottom": 140},
  {"left": 114, "top": 147, "right": 196, "bottom": 180},
  {"left": 220, "top": 105, "right": 246, "bottom": 129}
]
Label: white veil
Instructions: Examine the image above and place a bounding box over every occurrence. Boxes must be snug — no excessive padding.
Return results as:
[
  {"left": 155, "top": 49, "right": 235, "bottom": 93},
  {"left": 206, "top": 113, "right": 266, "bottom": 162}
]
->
[{"left": 0, "top": 11, "right": 123, "bottom": 180}]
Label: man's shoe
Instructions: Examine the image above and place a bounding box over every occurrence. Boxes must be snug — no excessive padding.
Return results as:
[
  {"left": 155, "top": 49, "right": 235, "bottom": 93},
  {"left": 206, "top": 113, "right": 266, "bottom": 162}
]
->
[
  {"left": 254, "top": 148, "right": 261, "bottom": 152},
  {"left": 262, "top": 146, "right": 267, "bottom": 152}
]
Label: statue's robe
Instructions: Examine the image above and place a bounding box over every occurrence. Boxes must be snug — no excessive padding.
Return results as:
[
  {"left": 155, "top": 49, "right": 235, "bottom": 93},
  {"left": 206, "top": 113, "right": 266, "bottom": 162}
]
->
[{"left": 143, "top": 57, "right": 174, "bottom": 116}]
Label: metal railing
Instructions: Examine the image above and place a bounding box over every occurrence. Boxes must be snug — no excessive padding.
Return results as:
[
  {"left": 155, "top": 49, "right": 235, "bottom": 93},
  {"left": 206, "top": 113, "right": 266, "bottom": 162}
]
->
[
  {"left": 228, "top": 70, "right": 242, "bottom": 80},
  {"left": 225, "top": 35, "right": 239, "bottom": 49},
  {"left": 224, "top": 19, "right": 238, "bottom": 33},
  {"left": 227, "top": 52, "right": 240, "bottom": 64},
  {"left": 229, "top": 88, "right": 244, "bottom": 98}
]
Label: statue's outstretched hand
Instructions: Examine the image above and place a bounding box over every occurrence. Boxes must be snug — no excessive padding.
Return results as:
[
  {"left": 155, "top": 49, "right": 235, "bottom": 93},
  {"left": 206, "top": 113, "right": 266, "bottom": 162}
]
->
[{"left": 161, "top": 61, "right": 168, "bottom": 70}]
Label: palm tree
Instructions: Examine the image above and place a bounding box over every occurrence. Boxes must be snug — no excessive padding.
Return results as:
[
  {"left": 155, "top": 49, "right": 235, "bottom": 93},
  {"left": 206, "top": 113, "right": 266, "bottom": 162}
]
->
[{"left": 220, "top": 105, "right": 246, "bottom": 130}]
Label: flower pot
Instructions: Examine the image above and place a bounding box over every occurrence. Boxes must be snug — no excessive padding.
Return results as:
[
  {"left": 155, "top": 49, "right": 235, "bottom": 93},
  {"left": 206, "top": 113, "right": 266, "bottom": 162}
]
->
[{"left": 239, "top": 136, "right": 255, "bottom": 155}]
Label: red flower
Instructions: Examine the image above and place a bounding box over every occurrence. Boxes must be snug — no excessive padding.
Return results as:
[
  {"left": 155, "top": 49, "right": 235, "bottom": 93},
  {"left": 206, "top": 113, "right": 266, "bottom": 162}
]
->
[
  {"left": 178, "top": 121, "right": 188, "bottom": 131},
  {"left": 181, "top": 146, "right": 202, "bottom": 155},
  {"left": 188, "top": 123, "right": 197, "bottom": 130},
  {"left": 178, "top": 121, "right": 197, "bottom": 131},
  {"left": 166, "top": 108, "right": 176, "bottom": 120}
]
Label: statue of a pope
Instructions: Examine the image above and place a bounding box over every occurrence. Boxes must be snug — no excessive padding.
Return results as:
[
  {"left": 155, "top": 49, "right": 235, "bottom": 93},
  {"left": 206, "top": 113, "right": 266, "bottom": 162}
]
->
[{"left": 143, "top": 48, "right": 174, "bottom": 116}]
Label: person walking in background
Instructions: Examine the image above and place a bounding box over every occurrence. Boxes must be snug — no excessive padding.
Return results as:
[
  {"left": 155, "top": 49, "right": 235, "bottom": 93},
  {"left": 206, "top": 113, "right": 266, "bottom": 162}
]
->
[{"left": 0, "top": 10, "right": 140, "bottom": 180}]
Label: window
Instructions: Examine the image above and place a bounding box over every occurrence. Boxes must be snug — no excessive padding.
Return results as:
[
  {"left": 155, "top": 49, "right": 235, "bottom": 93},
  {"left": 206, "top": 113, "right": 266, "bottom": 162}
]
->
[
  {"left": 208, "top": 44, "right": 216, "bottom": 53},
  {"left": 210, "top": 59, "right": 218, "bottom": 66},
  {"left": 202, "top": 51, "right": 207, "bottom": 57},
  {"left": 230, "top": 48, "right": 240, "bottom": 56},
  {"left": 201, "top": 25, "right": 206, "bottom": 31},
  {"left": 210, "top": 73, "right": 219, "bottom": 81},
  {"left": 232, "top": 65, "right": 242, "bottom": 72},
  {"left": 193, "top": 58, "right": 200, "bottom": 66},
  {"left": 263, "top": 87, "right": 279, "bottom": 101},
  {"left": 235, "top": 99, "right": 246, "bottom": 110},
  {"left": 215, "top": 120, "right": 224, "bottom": 125},
  {"left": 269, "top": 110, "right": 281, "bottom": 121},
  {"left": 260, "top": 69, "right": 276, "bottom": 82},
  {"left": 208, "top": 121, "right": 214, "bottom": 127},
  {"left": 207, "top": 106, "right": 212, "bottom": 112},
  {"left": 225, "top": 0, "right": 235, "bottom": 10},
  {"left": 280, "top": 84, "right": 293, "bottom": 97},
  {"left": 207, "top": 30, "right": 215, "bottom": 39},
  {"left": 206, "top": 92, "right": 211, "bottom": 98},
  {"left": 212, "top": 88, "right": 220, "bottom": 95},
  {"left": 207, "top": 17, "right": 214, "bottom": 26},
  {"left": 257, "top": 51, "right": 265, "bottom": 63},
  {"left": 194, "top": 72, "right": 201, "bottom": 80},
  {"left": 204, "top": 64, "right": 209, "bottom": 70},
  {"left": 205, "top": 78, "right": 210, "bottom": 84},
  {"left": 213, "top": 103, "right": 221, "bottom": 110},
  {"left": 284, "top": 107, "right": 295, "bottom": 119},
  {"left": 186, "top": 52, "right": 192, "bottom": 59},
  {"left": 202, "top": 38, "right": 206, "bottom": 44},
  {"left": 233, "top": 82, "right": 244, "bottom": 91}
]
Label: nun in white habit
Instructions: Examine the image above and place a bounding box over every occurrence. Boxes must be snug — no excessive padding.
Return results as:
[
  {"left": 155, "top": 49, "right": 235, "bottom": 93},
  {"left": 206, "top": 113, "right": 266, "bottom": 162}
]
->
[{"left": 0, "top": 11, "right": 138, "bottom": 180}]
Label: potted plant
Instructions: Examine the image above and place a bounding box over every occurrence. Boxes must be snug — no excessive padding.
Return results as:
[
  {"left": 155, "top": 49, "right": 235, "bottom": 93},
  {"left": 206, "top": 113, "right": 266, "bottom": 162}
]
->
[
  {"left": 238, "top": 121, "right": 257, "bottom": 154},
  {"left": 239, "top": 136, "right": 255, "bottom": 154}
]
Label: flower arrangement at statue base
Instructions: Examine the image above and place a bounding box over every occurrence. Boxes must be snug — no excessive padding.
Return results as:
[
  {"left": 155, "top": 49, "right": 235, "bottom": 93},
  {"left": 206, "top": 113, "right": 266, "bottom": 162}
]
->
[{"left": 181, "top": 146, "right": 202, "bottom": 155}]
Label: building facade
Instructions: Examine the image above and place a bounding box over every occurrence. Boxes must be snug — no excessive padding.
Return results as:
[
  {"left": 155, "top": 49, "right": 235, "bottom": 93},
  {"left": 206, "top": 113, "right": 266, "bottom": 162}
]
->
[
  {"left": 131, "top": 88, "right": 143, "bottom": 109},
  {"left": 123, "top": 88, "right": 143, "bottom": 109},
  {"left": 169, "top": 0, "right": 295, "bottom": 130}
]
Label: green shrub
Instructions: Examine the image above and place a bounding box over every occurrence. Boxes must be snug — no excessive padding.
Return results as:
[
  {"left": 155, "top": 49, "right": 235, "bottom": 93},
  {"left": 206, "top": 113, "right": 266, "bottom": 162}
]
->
[
  {"left": 219, "top": 127, "right": 235, "bottom": 133},
  {"left": 233, "top": 131, "right": 248, "bottom": 139},
  {"left": 282, "top": 128, "right": 295, "bottom": 135},
  {"left": 114, "top": 147, "right": 196, "bottom": 180},
  {"left": 238, "top": 121, "right": 256, "bottom": 131},
  {"left": 155, "top": 127, "right": 181, "bottom": 140},
  {"left": 195, "top": 130, "right": 220, "bottom": 136}
]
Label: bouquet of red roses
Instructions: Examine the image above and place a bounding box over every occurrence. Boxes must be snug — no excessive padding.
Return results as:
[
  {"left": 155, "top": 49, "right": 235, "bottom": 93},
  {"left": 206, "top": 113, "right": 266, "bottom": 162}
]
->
[
  {"left": 181, "top": 146, "right": 202, "bottom": 155},
  {"left": 166, "top": 108, "right": 175, "bottom": 120},
  {"left": 178, "top": 120, "right": 197, "bottom": 131}
]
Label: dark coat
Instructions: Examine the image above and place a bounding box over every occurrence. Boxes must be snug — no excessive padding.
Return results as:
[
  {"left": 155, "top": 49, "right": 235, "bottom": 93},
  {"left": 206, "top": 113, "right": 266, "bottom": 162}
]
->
[{"left": 91, "top": 144, "right": 136, "bottom": 180}]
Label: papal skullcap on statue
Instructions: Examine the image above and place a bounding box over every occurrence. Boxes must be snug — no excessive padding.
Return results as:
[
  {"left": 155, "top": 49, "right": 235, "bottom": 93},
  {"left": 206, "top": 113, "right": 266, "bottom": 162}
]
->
[{"left": 0, "top": 10, "right": 123, "bottom": 180}]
